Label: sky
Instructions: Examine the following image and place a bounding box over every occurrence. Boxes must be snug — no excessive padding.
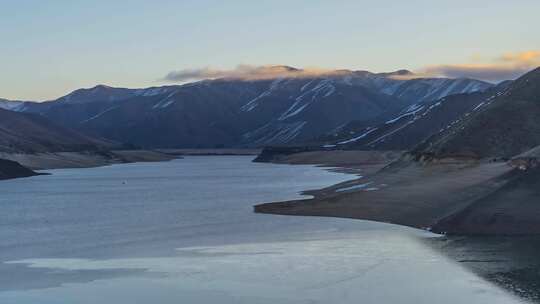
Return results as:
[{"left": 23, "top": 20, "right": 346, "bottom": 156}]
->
[{"left": 1, "top": 0, "right": 539, "bottom": 101}]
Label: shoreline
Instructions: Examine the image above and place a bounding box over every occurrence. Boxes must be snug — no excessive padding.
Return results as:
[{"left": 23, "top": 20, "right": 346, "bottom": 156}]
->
[
  {"left": 156, "top": 148, "right": 261, "bottom": 156},
  {"left": 0, "top": 149, "right": 262, "bottom": 180},
  {"left": 254, "top": 149, "right": 540, "bottom": 301},
  {"left": 254, "top": 150, "right": 540, "bottom": 236},
  {"left": 0, "top": 150, "right": 179, "bottom": 171}
]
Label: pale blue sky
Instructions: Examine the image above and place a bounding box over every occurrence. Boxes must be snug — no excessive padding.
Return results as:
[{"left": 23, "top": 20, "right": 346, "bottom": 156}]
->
[{"left": 1, "top": 0, "right": 539, "bottom": 100}]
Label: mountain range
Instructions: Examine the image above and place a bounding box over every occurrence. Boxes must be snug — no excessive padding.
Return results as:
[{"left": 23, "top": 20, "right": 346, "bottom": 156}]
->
[
  {"left": 0, "top": 67, "right": 491, "bottom": 149},
  {"left": 316, "top": 81, "right": 512, "bottom": 151}
]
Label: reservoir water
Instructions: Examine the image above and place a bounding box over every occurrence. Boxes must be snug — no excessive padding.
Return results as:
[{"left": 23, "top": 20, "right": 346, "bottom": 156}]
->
[{"left": 0, "top": 156, "right": 526, "bottom": 303}]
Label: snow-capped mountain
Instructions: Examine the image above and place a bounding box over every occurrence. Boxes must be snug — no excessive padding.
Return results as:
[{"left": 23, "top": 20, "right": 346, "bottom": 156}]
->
[{"left": 4, "top": 67, "right": 493, "bottom": 148}]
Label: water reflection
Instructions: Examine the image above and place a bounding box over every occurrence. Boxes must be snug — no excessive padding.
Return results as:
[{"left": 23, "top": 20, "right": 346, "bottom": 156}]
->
[
  {"left": 2, "top": 231, "right": 527, "bottom": 304},
  {"left": 428, "top": 236, "right": 540, "bottom": 302}
]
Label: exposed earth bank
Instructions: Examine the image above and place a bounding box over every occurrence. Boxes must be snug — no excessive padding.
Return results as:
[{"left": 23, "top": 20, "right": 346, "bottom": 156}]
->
[
  {"left": 0, "top": 150, "right": 178, "bottom": 171},
  {"left": 254, "top": 149, "right": 540, "bottom": 236}
]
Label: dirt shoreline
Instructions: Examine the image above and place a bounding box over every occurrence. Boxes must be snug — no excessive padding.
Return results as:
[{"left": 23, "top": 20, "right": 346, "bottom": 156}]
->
[
  {"left": 255, "top": 149, "right": 540, "bottom": 301},
  {"left": 156, "top": 148, "right": 261, "bottom": 156},
  {"left": 0, "top": 150, "right": 179, "bottom": 171},
  {"left": 254, "top": 150, "right": 540, "bottom": 236},
  {"left": 0, "top": 148, "right": 264, "bottom": 180},
  {"left": 258, "top": 150, "right": 404, "bottom": 175}
]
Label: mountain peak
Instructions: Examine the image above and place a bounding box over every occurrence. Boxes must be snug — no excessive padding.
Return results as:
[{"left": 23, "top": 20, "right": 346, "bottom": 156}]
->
[
  {"left": 375, "top": 69, "right": 415, "bottom": 78},
  {"left": 267, "top": 65, "right": 301, "bottom": 72},
  {"left": 65, "top": 84, "right": 115, "bottom": 97},
  {"left": 57, "top": 84, "right": 135, "bottom": 104},
  {"left": 91, "top": 84, "right": 114, "bottom": 90},
  {"left": 391, "top": 69, "right": 414, "bottom": 76}
]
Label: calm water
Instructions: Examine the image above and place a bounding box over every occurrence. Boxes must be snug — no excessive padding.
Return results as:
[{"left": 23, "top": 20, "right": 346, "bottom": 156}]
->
[{"left": 0, "top": 156, "right": 527, "bottom": 303}]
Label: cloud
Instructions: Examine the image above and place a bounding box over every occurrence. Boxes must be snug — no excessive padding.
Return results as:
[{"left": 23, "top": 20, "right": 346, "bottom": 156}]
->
[
  {"left": 164, "top": 67, "right": 228, "bottom": 82},
  {"left": 163, "top": 51, "right": 540, "bottom": 84},
  {"left": 418, "top": 50, "right": 540, "bottom": 82},
  {"left": 499, "top": 50, "right": 540, "bottom": 63},
  {"left": 421, "top": 64, "right": 532, "bottom": 82},
  {"left": 163, "top": 65, "right": 343, "bottom": 82}
]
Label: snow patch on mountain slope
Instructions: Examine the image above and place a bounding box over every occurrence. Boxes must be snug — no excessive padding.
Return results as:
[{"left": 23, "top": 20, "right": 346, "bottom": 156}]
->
[
  {"left": 152, "top": 92, "right": 178, "bottom": 109},
  {"left": 376, "top": 79, "right": 405, "bottom": 95},
  {"left": 136, "top": 87, "right": 172, "bottom": 97},
  {"left": 301, "top": 79, "right": 315, "bottom": 92},
  {"left": 278, "top": 79, "right": 336, "bottom": 120},
  {"left": 336, "top": 182, "right": 374, "bottom": 192},
  {"left": 153, "top": 99, "right": 175, "bottom": 109},
  {"left": 367, "top": 101, "right": 443, "bottom": 146},
  {"left": 279, "top": 102, "right": 309, "bottom": 121},
  {"left": 374, "top": 77, "right": 490, "bottom": 104},
  {"left": 240, "top": 78, "right": 286, "bottom": 112},
  {"left": 243, "top": 121, "right": 307, "bottom": 144},
  {"left": 472, "top": 102, "right": 486, "bottom": 111},
  {"left": 462, "top": 80, "right": 486, "bottom": 92},
  {"left": 385, "top": 104, "right": 425, "bottom": 124},
  {"left": 337, "top": 128, "right": 378, "bottom": 145},
  {"left": 80, "top": 106, "right": 119, "bottom": 124},
  {"left": 241, "top": 90, "right": 272, "bottom": 112},
  {"left": 435, "top": 79, "right": 461, "bottom": 100}
]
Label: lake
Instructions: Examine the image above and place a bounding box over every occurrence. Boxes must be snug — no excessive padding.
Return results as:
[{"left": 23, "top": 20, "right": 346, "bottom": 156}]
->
[{"left": 0, "top": 156, "right": 526, "bottom": 303}]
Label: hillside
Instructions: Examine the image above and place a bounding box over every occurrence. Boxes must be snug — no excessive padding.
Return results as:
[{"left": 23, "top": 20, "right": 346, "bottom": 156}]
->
[
  {"left": 0, "top": 108, "right": 116, "bottom": 153},
  {"left": 318, "top": 80, "right": 513, "bottom": 151},
  {"left": 414, "top": 67, "right": 540, "bottom": 159}
]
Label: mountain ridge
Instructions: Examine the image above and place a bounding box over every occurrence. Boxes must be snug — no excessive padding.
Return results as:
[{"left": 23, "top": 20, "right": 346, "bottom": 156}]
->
[
  {"left": 1, "top": 68, "right": 493, "bottom": 149},
  {"left": 0, "top": 108, "right": 118, "bottom": 153},
  {"left": 413, "top": 67, "right": 540, "bottom": 159}
]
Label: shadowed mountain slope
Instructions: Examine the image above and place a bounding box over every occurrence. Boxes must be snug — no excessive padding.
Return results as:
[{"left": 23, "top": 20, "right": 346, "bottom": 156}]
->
[
  {"left": 0, "top": 108, "right": 116, "bottom": 153},
  {"left": 6, "top": 68, "right": 490, "bottom": 148},
  {"left": 414, "top": 67, "right": 540, "bottom": 159}
]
